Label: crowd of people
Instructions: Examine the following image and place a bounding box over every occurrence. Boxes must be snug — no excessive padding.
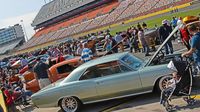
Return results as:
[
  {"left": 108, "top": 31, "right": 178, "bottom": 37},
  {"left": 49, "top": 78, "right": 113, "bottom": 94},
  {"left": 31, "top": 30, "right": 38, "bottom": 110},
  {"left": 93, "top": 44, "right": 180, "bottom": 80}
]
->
[{"left": 0, "top": 14, "right": 200, "bottom": 111}]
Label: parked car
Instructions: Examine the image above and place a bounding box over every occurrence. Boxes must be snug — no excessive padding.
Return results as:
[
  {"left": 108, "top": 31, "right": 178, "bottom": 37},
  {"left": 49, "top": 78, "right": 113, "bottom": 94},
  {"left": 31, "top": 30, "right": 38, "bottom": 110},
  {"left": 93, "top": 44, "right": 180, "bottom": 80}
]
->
[
  {"left": 25, "top": 79, "right": 40, "bottom": 93},
  {"left": 20, "top": 71, "right": 39, "bottom": 93},
  {"left": 48, "top": 57, "right": 80, "bottom": 83},
  {"left": 31, "top": 25, "right": 182, "bottom": 112},
  {"left": 0, "top": 61, "right": 8, "bottom": 68},
  {"left": 22, "top": 57, "right": 80, "bottom": 93},
  {"left": 19, "top": 54, "right": 73, "bottom": 79},
  {"left": 50, "top": 55, "right": 75, "bottom": 66}
]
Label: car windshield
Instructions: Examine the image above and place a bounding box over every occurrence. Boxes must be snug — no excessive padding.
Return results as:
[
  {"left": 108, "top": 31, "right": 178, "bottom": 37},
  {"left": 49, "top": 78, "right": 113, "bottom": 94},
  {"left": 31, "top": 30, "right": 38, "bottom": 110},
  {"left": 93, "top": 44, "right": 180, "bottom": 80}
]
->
[{"left": 121, "top": 54, "right": 143, "bottom": 69}]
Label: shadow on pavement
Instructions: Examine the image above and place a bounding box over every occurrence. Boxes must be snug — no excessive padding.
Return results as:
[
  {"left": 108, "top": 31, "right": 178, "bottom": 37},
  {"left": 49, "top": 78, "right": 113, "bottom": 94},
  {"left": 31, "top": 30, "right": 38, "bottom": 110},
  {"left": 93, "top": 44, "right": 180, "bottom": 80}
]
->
[
  {"left": 17, "top": 104, "right": 35, "bottom": 112},
  {"left": 174, "top": 100, "right": 200, "bottom": 111},
  {"left": 109, "top": 92, "right": 200, "bottom": 112}
]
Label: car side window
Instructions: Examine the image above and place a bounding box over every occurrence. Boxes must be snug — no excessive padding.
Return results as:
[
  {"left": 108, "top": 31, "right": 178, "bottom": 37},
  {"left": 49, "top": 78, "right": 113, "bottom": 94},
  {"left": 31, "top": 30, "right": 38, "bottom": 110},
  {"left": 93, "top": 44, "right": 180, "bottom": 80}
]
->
[
  {"left": 57, "top": 64, "right": 75, "bottom": 74},
  {"left": 79, "top": 61, "right": 132, "bottom": 80},
  {"left": 80, "top": 66, "right": 102, "bottom": 80}
]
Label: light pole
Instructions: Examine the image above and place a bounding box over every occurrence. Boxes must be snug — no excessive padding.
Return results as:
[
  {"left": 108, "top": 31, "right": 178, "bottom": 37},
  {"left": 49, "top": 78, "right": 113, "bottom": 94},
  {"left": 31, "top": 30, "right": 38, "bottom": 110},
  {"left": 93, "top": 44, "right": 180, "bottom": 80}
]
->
[{"left": 20, "top": 20, "right": 28, "bottom": 42}]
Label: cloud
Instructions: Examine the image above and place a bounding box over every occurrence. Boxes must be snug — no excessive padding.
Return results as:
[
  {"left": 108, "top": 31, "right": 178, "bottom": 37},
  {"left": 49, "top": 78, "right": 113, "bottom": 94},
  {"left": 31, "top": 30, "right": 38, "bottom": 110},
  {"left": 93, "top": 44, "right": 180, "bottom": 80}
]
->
[{"left": 0, "top": 12, "right": 37, "bottom": 40}]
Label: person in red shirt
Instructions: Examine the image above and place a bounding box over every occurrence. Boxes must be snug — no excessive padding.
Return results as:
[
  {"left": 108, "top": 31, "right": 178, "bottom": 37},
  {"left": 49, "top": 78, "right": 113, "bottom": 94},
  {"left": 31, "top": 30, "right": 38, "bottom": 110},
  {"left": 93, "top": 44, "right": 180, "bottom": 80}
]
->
[
  {"left": 56, "top": 54, "right": 65, "bottom": 63},
  {"left": 8, "top": 75, "right": 20, "bottom": 85},
  {"left": 1, "top": 87, "right": 17, "bottom": 112},
  {"left": 181, "top": 16, "right": 200, "bottom": 50},
  {"left": 179, "top": 26, "right": 191, "bottom": 50}
]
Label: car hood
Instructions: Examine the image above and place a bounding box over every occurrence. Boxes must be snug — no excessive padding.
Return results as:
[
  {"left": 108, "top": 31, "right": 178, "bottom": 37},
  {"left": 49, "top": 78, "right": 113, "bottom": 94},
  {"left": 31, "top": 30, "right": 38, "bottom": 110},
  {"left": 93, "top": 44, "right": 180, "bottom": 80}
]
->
[{"left": 146, "top": 24, "right": 183, "bottom": 66}]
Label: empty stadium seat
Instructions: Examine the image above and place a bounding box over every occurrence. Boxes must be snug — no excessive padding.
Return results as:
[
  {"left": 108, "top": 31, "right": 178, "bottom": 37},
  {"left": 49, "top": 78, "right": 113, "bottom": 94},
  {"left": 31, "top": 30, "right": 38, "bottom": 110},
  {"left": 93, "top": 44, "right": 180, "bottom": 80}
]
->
[
  {"left": 22, "top": 0, "right": 192, "bottom": 50},
  {"left": 86, "top": 14, "right": 109, "bottom": 30},
  {"left": 100, "top": 0, "right": 133, "bottom": 26},
  {"left": 74, "top": 19, "right": 93, "bottom": 34},
  {"left": 117, "top": 0, "right": 144, "bottom": 21}
]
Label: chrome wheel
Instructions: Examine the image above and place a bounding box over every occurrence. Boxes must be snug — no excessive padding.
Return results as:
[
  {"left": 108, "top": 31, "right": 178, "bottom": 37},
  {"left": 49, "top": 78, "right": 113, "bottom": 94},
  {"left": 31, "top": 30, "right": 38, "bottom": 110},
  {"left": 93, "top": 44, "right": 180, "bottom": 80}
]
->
[
  {"left": 159, "top": 75, "right": 173, "bottom": 91},
  {"left": 61, "top": 97, "right": 78, "bottom": 112}
]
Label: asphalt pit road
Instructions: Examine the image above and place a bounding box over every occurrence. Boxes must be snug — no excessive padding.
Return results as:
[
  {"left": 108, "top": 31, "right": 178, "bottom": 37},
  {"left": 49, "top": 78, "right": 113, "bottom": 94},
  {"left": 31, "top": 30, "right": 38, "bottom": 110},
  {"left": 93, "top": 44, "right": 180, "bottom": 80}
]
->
[
  {"left": 151, "top": 109, "right": 163, "bottom": 112},
  {"left": 103, "top": 92, "right": 200, "bottom": 112}
]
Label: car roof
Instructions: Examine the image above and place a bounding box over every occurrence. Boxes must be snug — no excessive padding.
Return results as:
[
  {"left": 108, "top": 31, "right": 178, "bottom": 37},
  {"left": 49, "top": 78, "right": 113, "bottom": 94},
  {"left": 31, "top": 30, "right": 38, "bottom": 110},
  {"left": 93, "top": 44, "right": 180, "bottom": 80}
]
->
[
  {"left": 79, "top": 52, "right": 128, "bottom": 69},
  {"left": 61, "top": 52, "right": 129, "bottom": 83},
  {"left": 49, "top": 57, "right": 80, "bottom": 70}
]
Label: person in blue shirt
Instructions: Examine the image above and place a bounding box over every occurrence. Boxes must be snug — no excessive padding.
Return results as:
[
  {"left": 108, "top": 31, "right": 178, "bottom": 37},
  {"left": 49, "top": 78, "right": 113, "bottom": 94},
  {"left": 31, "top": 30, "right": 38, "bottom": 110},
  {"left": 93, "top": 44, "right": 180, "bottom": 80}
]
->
[
  {"left": 182, "top": 23, "right": 200, "bottom": 73},
  {"left": 81, "top": 43, "right": 93, "bottom": 63},
  {"left": 171, "top": 17, "right": 178, "bottom": 28}
]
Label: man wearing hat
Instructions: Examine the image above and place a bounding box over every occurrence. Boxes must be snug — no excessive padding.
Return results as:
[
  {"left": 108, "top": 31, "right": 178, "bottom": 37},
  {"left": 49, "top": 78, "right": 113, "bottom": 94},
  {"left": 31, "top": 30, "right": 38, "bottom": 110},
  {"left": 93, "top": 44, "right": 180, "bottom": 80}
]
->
[{"left": 159, "top": 19, "right": 173, "bottom": 54}]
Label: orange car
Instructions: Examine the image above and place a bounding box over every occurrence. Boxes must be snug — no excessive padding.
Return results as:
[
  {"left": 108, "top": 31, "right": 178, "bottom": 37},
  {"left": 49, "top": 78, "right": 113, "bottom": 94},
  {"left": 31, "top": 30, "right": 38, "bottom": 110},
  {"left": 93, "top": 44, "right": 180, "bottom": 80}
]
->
[
  {"left": 22, "top": 71, "right": 40, "bottom": 93},
  {"left": 23, "top": 57, "right": 80, "bottom": 93},
  {"left": 48, "top": 57, "right": 80, "bottom": 82}
]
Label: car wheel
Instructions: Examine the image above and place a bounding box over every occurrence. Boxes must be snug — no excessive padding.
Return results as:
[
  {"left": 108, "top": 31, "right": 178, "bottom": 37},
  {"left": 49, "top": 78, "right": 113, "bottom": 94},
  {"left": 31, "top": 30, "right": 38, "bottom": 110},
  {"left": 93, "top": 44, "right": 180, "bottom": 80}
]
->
[
  {"left": 158, "top": 75, "right": 173, "bottom": 92},
  {"left": 59, "top": 97, "right": 81, "bottom": 112}
]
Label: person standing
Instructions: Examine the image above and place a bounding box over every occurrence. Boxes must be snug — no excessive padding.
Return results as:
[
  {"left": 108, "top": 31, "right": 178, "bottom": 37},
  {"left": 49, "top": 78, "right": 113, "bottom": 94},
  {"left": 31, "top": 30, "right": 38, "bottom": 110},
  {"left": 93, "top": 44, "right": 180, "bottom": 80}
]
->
[
  {"left": 52, "top": 47, "right": 61, "bottom": 57},
  {"left": 110, "top": 36, "right": 118, "bottom": 53},
  {"left": 81, "top": 43, "right": 93, "bottom": 63},
  {"left": 131, "top": 27, "right": 140, "bottom": 53},
  {"left": 33, "top": 57, "right": 51, "bottom": 89},
  {"left": 159, "top": 19, "right": 173, "bottom": 54},
  {"left": 114, "top": 32, "right": 124, "bottom": 52},
  {"left": 171, "top": 17, "right": 178, "bottom": 29},
  {"left": 180, "top": 16, "right": 200, "bottom": 51},
  {"left": 142, "top": 22, "right": 148, "bottom": 31},
  {"left": 20, "top": 56, "right": 28, "bottom": 68},
  {"left": 171, "top": 17, "right": 178, "bottom": 39},
  {"left": 182, "top": 23, "right": 200, "bottom": 75},
  {"left": 179, "top": 26, "right": 191, "bottom": 50},
  {"left": 56, "top": 54, "right": 65, "bottom": 63},
  {"left": 1, "top": 87, "right": 17, "bottom": 112},
  {"left": 138, "top": 27, "right": 150, "bottom": 56},
  {"left": 103, "top": 35, "right": 113, "bottom": 55},
  {"left": 87, "top": 38, "right": 97, "bottom": 56},
  {"left": 47, "top": 57, "right": 53, "bottom": 68},
  {"left": 76, "top": 43, "right": 83, "bottom": 56},
  {"left": 177, "top": 17, "right": 183, "bottom": 26}
]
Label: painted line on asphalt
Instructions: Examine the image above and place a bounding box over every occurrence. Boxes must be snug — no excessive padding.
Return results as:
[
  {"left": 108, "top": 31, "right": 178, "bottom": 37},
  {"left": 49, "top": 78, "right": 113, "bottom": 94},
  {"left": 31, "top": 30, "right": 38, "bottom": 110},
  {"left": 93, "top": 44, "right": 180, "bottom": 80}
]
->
[{"left": 194, "top": 95, "right": 200, "bottom": 100}]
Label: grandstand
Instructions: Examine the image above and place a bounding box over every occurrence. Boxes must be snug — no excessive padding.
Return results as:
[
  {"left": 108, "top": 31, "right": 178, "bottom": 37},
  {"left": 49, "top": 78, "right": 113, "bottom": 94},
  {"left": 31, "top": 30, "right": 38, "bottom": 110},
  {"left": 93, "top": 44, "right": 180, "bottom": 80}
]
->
[{"left": 19, "top": 0, "right": 193, "bottom": 51}]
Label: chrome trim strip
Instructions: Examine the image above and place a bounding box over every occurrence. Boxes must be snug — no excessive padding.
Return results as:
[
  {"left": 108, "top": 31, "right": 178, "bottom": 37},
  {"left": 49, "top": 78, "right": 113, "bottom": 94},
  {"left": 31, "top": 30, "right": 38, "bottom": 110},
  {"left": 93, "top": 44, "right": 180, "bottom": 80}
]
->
[{"left": 83, "top": 90, "right": 152, "bottom": 104}]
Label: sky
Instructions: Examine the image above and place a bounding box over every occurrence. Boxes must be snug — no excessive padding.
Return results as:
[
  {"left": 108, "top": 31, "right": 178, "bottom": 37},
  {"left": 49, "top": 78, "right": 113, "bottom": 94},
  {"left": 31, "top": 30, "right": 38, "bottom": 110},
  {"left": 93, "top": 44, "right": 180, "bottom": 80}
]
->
[{"left": 0, "top": 0, "right": 46, "bottom": 40}]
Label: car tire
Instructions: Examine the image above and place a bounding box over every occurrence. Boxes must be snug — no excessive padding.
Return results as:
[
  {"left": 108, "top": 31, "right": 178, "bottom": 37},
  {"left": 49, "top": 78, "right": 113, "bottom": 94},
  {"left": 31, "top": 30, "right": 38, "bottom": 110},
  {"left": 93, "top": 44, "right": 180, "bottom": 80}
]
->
[
  {"left": 59, "top": 96, "right": 81, "bottom": 112},
  {"left": 157, "top": 75, "right": 173, "bottom": 92}
]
